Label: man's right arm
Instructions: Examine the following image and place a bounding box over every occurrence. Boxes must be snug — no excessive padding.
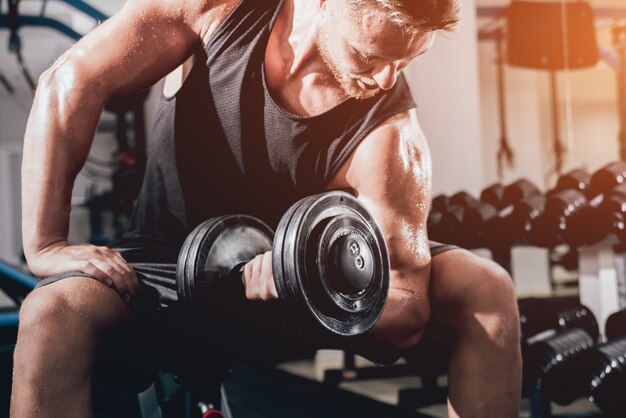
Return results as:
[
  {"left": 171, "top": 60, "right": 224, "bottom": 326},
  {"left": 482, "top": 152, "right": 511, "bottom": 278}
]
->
[{"left": 22, "top": 0, "right": 237, "bottom": 300}]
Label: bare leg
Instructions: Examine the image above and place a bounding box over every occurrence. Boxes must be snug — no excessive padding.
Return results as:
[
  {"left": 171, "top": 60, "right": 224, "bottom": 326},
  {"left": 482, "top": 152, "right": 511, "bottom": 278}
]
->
[
  {"left": 11, "top": 277, "right": 133, "bottom": 418},
  {"left": 429, "top": 249, "right": 522, "bottom": 418}
]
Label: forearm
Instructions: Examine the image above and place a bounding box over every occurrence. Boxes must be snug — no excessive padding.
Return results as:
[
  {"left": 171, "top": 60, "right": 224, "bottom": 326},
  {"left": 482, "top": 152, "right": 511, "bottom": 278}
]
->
[
  {"left": 367, "top": 262, "right": 432, "bottom": 350},
  {"left": 21, "top": 68, "right": 104, "bottom": 266}
]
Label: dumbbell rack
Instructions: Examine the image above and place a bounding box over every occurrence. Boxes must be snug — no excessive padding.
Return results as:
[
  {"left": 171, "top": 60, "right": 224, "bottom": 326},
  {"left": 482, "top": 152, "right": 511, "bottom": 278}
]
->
[{"left": 578, "top": 238, "right": 626, "bottom": 340}]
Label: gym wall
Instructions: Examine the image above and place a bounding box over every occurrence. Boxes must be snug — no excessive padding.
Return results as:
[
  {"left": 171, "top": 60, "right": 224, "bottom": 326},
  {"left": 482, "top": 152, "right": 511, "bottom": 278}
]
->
[{"left": 477, "top": 0, "right": 620, "bottom": 191}]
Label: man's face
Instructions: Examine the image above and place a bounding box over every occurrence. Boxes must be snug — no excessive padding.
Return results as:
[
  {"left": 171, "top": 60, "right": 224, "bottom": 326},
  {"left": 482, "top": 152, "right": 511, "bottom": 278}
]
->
[{"left": 316, "top": 0, "right": 436, "bottom": 100}]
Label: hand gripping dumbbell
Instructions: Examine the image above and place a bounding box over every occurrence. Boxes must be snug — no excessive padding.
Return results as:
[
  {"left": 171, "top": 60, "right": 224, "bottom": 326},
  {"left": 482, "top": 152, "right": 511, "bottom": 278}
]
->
[{"left": 176, "top": 191, "right": 390, "bottom": 337}]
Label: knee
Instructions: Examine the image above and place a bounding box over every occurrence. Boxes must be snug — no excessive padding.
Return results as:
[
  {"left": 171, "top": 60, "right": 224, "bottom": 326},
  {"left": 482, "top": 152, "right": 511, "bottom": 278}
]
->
[
  {"left": 19, "top": 286, "right": 72, "bottom": 332},
  {"left": 18, "top": 280, "right": 105, "bottom": 337},
  {"left": 14, "top": 288, "right": 81, "bottom": 371},
  {"left": 464, "top": 262, "right": 520, "bottom": 347},
  {"left": 433, "top": 250, "right": 520, "bottom": 348}
]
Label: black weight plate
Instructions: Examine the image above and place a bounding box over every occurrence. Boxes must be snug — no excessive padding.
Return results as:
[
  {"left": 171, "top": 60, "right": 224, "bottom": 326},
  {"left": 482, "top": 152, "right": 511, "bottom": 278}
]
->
[
  {"left": 273, "top": 196, "right": 311, "bottom": 306},
  {"left": 274, "top": 191, "right": 390, "bottom": 336},
  {"left": 177, "top": 215, "right": 274, "bottom": 311}
]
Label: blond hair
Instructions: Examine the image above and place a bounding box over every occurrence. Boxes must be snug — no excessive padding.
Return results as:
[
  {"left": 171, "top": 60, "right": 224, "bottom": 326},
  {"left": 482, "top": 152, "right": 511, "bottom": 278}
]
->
[{"left": 349, "top": 0, "right": 460, "bottom": 33}]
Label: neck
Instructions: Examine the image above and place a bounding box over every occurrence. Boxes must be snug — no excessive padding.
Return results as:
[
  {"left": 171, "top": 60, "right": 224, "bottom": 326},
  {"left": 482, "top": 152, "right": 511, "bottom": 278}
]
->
[
  {"left": 264, "top": 0, "right": 351, "bottom": 116},
  {"left": 272, "top": 0, "right": 342, "bottom": 91}
]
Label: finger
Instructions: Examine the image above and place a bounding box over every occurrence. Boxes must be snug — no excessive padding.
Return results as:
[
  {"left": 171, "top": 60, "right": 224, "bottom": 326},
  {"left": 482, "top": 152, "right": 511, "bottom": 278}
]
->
[
  {"left": 250, "top": 254, "right": 264, "bottom": 295},
  {"left": 107, "top": 249, "right": 135, "bottom": 276},
  {"left": 79, "top": 260, "right": 114, "bottom": 287},
  {"left": 261, "top": 252, "right": 278, "bottom": 299},
  {"left": 96, "top": 250, "right": 138, "bottom": 297},
  {"left": 88, "top": 258, "right": 130, "bottom": 302},
  {"left": 243, "top": 260, "right": 253, "bottom": 298},
  {"left": 100, "top": 248, "right": 140, "bottom": 296}
]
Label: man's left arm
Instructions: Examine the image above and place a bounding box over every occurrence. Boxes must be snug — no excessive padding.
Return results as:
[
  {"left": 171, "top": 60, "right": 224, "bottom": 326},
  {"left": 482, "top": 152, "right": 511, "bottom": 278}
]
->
[{"left": 327, "top": 108, "right": 433, "bottom": 351}]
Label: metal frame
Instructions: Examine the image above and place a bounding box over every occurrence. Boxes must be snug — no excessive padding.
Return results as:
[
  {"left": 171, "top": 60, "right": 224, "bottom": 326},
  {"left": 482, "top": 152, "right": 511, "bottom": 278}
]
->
[{"left": 0, "top": 0, "right": 108, "bottom": 41}]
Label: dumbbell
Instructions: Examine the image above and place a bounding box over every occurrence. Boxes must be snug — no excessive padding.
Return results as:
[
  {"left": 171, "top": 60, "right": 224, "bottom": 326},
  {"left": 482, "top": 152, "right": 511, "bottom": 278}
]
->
[
  {"left": 456, "top": 179, "right": 542, "bottom": 249},
  {"left": 518, "top": 298, "right": 599, "bottom": 403},
  {"left": 549, "top": 168, "right": 591, "bottom": 197},
  {"left": 588, "top": 161, "right": 626, "bottom": 198},
  {"left": 566, "top": 183, "right": 626, "bottom": 246},
  {"left": 526, "top": 189, "right": 590, "bottom": 247},
  {"left": 518, "top": 297, "right": 599, "bottom": 341},
  {"left": 589, "top": 336, "right": 626, "bottom": 415},
  {"left": 480, "top": 183, "right": 506, "bottom": 210},
  {"left": 176, "top": 191, "right": 389, "bottom": 337},
  {"left": 502, "top": 178, "right": 541, "bottom": 207},
  {"left": 428, "top": 191, "right": 480, "bottom": 245},
  {"left": 489, "top": 171, "right": 588, "bottom": 247},
  {"left": 538, "top": 309, "right": 626, "bottom": 414},
  {"left": 539, "top": 165, "right": 626, "bottom": 247},
  {"left": 548, "top": 309, "right": 626, "bottom": 413},
  {"left": 485, "top": 194, "right": 547, "bottom": 246},
  {"left": 429, "top": 179, "right": 541, "bottom": 247},
  {"left": 528, "top": 328, "right": 597, "bottom": 406},
  {"left": 606, "top": 308, "right": 626, "bottom": 341}
]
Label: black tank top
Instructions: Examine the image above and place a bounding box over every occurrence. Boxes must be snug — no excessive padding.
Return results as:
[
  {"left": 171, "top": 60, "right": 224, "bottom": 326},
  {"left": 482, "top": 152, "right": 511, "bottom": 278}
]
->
[{"left": 129, "top": 0, "right": 416, "bottom": 242}]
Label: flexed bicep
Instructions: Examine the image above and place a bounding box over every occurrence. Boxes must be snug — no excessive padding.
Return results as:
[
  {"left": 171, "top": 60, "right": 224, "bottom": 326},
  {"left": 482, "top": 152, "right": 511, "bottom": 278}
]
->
[{"left": 328, "top": 109, "right": 433, "bottom": 272}]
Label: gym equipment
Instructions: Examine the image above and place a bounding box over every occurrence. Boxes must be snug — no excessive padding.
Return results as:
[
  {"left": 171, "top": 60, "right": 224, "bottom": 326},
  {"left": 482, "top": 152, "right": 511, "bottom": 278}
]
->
[
  {"left": 177, "top": 191, "right": 389, "bottom": 337},
  {"left": 527, "top": 333, "right": 626, "bottom": 415},
  {"left": 519, "top": 299, "right": 626, "bottom": 415},
  {"left": 538, "top": 165, "right": 626, "bottom": 246},
  {"left": 502, "top": 178, "right": 541, "bottom": 207},
  {"left": 518, "top": 299, "right": 600, "bottom": 415},
  {"left": 428, "top": 179, "right": 541, "bottom": 247},
  {"left": 459, "top": 202, "right": 498, "bottom": 249},
  {"left": 529, "top": 328, "right": 597, "bottom": 407},
  {"left": 571, "top": 184, "right": 626, "bottom": 246},
  {"left": 480, "top": 183, "right": 506, "bottom": 210},
  {"left": 527, "top": 189, "right": 590, "bottom": 247},
  {"left": 448, "top": 191, "right": 479, "bottom": 209},
  {"left": 589, "top": 336, "right": 626, "bottom": 415},
  {"left": 606, "top": 308, "right": 626, "bottom": 341},
  {"left": 507, "top": 1, "right": 599, "bottom": 71},
  {"left": 518, "top": 297, "right": 599, "bottom": 343},
  {"left": 487, "top": 194, "right": 547, "bottom": 246},
  {"left": 549, "top": 168, "right": 591, "bottom": 197},
  {"left": 588, "top": 161, "right": 626, "bottom": 198},
  {"left": 431, "top": 194, "right": 450, "bottom": 212},
  {"left": 525, "top": 327, "right": 596, "bottom": 381},
  {"left": 0, "top": 261, "right": 38, "bottom": 304},
  {"left": 507, "top": 1, "right": 599, "bottom": 175}
]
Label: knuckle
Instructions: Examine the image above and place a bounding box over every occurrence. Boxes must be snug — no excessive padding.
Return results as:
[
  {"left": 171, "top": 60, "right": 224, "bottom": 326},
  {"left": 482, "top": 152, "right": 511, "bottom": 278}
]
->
[
  {"left": 80, "top": 260, "right": 93, "bottom": 272},
  {"left": 100, "top": 263, "right": 117, "bottom": 276}
]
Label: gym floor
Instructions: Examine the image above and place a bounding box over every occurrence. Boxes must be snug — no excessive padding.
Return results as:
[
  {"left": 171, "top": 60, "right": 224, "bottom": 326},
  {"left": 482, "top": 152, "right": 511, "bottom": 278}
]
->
[{"left": 274, "top": 352, "right": 603, "bottom": 418}]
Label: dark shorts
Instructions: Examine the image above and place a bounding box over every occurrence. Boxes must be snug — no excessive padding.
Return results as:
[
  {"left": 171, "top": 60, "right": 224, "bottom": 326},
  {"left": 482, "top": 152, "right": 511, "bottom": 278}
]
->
[{"left": 34, "top": 233, "right": 459, "bottom": 387}]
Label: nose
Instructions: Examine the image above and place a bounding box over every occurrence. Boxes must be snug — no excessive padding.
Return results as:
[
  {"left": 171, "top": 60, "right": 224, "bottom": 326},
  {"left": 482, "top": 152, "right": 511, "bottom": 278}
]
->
[{"left": 372, "top": 62, "right": 399, "bottom": 90}]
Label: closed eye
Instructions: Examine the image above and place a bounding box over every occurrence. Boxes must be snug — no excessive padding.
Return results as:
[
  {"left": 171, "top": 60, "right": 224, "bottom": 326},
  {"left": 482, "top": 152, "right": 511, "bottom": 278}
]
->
[
  {"left": 350, "top": 45, "right": 373, "bottom": 65},
  {"left": 356, "top": 51, "right": 372, "bottom": 64}
]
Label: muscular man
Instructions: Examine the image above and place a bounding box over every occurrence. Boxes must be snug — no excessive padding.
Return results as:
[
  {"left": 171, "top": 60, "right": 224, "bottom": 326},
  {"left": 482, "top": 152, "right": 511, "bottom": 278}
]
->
[{"left": 12, "top": 0, "right": 522, "bottom": 417}]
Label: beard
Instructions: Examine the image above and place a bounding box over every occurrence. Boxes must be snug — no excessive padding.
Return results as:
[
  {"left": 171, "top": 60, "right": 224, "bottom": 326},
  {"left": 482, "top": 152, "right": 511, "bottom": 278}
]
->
[{"left": 316, "top": 29, "right": 381, "bottom": 101}]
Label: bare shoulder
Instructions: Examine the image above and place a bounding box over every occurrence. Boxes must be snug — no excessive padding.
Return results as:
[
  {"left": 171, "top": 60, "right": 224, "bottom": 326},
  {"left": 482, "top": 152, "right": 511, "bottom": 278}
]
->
[
  {"left": 120, "top": 0, "right": 239, "bottom": 37},
  {"left": 328, "top": 108, "right": 432, "bottom": 208}
]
